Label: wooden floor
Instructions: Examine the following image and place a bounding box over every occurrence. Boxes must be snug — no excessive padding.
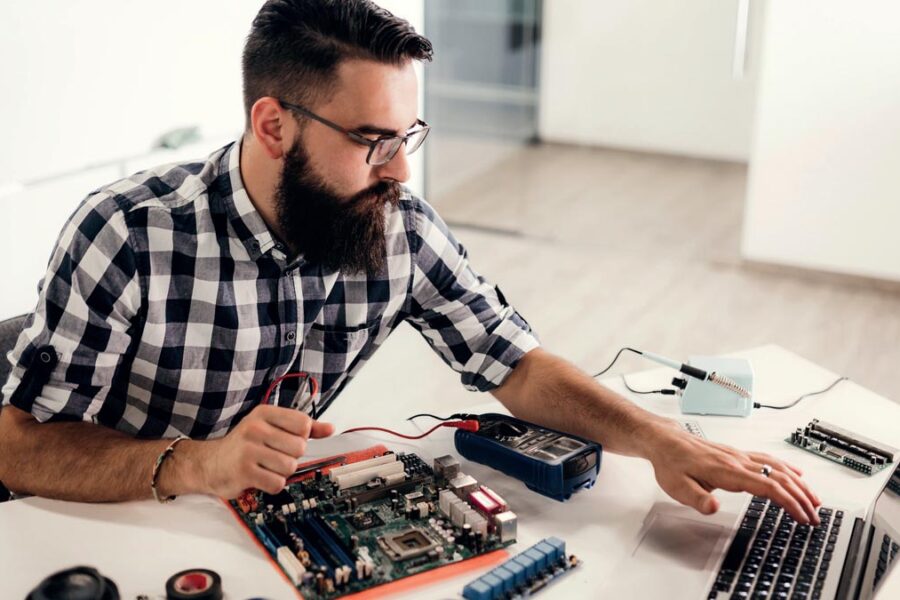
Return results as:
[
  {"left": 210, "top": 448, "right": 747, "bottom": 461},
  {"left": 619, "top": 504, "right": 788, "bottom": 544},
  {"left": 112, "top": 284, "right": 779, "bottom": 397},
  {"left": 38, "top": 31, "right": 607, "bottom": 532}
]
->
[{"left": 334, "top": 142, "right": 899, "bottom": 426}]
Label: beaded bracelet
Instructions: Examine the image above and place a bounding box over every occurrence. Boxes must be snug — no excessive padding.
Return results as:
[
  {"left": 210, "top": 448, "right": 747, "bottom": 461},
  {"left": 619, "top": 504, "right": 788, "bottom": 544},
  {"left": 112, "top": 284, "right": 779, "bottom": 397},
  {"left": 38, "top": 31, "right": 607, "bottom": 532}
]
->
[{"left": 150, "top": 435, "right": 189, "bottom": 503}]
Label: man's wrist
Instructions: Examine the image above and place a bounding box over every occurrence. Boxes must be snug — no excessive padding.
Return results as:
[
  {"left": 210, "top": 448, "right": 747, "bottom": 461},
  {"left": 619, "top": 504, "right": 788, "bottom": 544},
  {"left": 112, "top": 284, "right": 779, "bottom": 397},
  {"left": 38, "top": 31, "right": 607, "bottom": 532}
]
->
[
  {"left": 632, "top": 417, "right": 683, "bottom": 462},
  {"left": 155, "top": 438, "right": 212, "bottom": 499}
]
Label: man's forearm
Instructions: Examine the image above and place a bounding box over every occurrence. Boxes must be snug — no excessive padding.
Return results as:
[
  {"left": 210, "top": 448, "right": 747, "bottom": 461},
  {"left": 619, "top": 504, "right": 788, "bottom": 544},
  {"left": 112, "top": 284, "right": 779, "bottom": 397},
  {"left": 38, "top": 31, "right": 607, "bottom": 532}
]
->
[
  {"left": 0, "top": 407, "right": 209, "bottom": 502},
  {"left": 492, "top": 348, "right": 675, "bottom": 458}
]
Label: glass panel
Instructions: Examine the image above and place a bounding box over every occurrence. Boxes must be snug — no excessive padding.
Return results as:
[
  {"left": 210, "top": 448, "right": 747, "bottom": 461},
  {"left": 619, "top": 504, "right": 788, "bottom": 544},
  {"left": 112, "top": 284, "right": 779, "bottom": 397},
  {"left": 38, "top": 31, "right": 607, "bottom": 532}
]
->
[{"left": 423, "top": 0, "right": 542, "bottom": 205}]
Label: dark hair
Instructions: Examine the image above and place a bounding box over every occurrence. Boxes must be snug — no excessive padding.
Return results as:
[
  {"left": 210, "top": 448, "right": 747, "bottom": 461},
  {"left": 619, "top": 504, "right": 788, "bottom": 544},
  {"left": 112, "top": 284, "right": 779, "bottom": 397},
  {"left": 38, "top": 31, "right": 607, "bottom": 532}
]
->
[{"left": 242, "top": 0, "right": 433, "bottom": 129}]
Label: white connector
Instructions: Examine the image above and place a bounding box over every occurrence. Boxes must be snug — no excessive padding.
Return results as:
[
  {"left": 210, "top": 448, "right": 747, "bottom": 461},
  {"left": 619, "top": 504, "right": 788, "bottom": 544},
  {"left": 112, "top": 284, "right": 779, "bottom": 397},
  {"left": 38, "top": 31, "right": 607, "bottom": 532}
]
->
[
  {"left": 277, "top": 546, "right": 307, "bottom": 585},
  {"left": 329, "top": 454, "right": 397, "bottom": 479},
  {"left": 333, "top": 460, "right": 405, "bottom": 490}
]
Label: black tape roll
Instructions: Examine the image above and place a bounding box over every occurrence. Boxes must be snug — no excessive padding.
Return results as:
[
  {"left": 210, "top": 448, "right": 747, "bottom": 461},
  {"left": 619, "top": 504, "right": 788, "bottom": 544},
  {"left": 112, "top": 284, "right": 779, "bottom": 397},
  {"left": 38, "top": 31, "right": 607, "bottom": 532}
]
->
[
  {"left": 165, "top": 569, "right": 223, "bottom": 600},
  {"left": 27, "top": 565, "right": 120, "bottom": 600}
]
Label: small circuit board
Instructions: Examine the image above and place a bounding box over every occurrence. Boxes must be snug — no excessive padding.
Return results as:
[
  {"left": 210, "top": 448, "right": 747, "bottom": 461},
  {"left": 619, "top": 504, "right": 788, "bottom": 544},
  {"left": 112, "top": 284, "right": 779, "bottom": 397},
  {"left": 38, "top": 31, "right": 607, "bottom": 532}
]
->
[
  {"left": 786, "top": 418, "right": 898, "bottom": 476},
  {"left": 462, "top": 536, "right": 580, "bottom": 599},
  {"left": 227, "top": 446, "right": 517, "bottom": 599}
]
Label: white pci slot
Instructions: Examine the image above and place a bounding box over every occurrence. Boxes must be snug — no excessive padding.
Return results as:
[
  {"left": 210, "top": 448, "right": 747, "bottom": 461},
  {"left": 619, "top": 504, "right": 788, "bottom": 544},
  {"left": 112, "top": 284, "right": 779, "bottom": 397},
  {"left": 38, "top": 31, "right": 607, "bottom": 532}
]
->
[
  {"left": 333, "top": 460, "right": 405, "bottom": 490},
  {"left": 329, "top": 454, "right": 398, "bottom": 480}
]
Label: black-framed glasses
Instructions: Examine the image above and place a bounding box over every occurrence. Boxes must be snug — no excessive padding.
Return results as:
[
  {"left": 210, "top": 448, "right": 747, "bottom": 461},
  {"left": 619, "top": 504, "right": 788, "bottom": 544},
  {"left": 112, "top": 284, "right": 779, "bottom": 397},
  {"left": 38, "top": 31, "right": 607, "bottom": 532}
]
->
[{"left": 279, "top": 99, "right": 430, "bottom": 166}]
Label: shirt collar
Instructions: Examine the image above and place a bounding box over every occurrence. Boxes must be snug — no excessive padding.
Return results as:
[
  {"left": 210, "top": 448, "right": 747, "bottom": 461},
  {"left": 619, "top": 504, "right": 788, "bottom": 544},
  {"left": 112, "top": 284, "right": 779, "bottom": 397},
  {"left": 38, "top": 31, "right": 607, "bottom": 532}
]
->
[{"left": 218, "top": 138, "right": 287, "bottom": 262}]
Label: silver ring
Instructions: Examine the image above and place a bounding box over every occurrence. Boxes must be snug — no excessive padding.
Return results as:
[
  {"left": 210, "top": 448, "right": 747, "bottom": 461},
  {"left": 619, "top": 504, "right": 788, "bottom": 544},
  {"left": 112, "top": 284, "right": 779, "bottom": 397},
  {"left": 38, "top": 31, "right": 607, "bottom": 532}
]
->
[{"left": 760, "top": 464, "right": 773, "bottom": 477}]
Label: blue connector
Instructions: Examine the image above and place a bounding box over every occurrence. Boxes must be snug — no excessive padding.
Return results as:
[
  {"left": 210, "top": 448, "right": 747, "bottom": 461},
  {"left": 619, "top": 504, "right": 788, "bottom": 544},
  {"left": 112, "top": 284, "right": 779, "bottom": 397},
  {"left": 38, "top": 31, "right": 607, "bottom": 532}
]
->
[{"left": 462, "top": 537, "right": 572, "bottom": 600}]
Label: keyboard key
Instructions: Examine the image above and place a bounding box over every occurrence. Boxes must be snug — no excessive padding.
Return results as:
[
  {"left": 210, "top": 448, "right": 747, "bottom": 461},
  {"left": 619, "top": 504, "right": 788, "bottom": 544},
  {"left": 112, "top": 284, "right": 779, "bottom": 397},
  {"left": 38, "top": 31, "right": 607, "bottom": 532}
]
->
[{"left": 723, "top": 526, "right": 757, "bottom": 572}]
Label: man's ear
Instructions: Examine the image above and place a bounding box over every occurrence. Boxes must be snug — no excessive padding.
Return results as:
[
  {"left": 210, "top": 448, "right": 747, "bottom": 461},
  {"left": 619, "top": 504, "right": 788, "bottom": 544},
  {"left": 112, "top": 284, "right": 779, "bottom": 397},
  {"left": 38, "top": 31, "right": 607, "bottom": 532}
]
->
[{"left": 250, "top": 97, "right": 291, "bottom": 160}]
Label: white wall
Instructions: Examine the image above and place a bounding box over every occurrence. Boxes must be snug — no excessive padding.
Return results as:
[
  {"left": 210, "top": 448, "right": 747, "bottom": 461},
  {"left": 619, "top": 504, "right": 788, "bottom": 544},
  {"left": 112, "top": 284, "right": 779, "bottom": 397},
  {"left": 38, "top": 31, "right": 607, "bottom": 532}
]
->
[
  {"left": 539, "top": 0, "right": 763, "bottom": 161},
  {"left": 0, "top": 1, "right": 425, "bottom": 318},
  {"left": 742, "top": 1, "right": 900, "bottom": 282}
]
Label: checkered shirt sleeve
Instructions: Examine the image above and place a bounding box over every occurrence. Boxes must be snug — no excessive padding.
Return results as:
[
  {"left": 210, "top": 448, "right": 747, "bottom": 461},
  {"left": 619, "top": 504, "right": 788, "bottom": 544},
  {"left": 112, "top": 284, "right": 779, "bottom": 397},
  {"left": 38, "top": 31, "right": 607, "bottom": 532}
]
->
[
  {"left": 407, "top": 200, "right": 539, "bottom": 391},
  {"left": 1, "top": 191, "right": 141, "bottom": 423}
]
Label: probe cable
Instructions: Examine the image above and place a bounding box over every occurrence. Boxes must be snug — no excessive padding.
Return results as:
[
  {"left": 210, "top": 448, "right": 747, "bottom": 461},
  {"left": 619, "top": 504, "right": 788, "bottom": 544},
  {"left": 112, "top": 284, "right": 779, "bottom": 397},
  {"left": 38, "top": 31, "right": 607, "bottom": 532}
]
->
[
  {"left": 406, "top": 412, "right": 480, "bottom": 422},
  {"left": 262, "top": 371, "right": 320, "bottom": 417},
  {"left": 341, "top": 420, "right": 480, "bottom": 440}
]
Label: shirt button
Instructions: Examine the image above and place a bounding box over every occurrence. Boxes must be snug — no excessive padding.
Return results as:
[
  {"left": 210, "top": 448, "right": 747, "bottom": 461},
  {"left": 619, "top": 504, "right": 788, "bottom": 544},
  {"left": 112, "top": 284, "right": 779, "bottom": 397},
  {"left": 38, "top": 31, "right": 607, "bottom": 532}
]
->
[{"left": 285, "top": 331, "right": 296, "bottom": 342}]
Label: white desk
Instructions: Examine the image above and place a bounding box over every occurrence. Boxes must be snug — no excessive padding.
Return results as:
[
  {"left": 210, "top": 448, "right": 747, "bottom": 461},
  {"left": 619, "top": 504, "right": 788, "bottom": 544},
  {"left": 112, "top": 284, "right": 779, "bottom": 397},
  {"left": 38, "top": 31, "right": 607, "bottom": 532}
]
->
[{"left": 2, "top": 345, "right": 898, "bottom": 599}]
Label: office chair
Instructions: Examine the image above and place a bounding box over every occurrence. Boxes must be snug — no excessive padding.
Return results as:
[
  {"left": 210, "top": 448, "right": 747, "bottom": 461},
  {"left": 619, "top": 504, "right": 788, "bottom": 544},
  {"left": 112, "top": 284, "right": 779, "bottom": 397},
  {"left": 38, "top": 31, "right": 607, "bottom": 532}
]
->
[{"left": 0, "top": 313, "right": 27, "bottom": 502}]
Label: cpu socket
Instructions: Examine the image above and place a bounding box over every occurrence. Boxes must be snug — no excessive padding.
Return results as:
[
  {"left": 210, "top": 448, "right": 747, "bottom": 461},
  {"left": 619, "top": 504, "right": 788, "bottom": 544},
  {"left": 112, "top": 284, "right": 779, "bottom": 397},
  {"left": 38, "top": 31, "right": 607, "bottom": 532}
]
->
[{"left": 376, "top": 527, "right": 437, "bottom": 561}]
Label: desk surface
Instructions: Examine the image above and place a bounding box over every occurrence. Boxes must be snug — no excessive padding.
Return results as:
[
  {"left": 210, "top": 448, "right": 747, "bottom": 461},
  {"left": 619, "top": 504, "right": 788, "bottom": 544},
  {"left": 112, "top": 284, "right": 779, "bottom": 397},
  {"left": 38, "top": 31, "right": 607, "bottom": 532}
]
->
[{"left": 2, "top": 345, "right": 899, "bottom": 599}]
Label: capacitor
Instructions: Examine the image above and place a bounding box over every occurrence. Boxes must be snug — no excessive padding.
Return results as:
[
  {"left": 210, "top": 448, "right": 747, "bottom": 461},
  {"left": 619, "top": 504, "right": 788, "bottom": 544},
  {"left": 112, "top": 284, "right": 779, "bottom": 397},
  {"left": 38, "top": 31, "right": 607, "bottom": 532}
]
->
[
  {"left": 350, "top": 535, "right": 359, "bottom": 551},
  {"left": 315, "top": 573, "right": 325, "bottom": 594},
  {"left": 464, "top": 524, "right": 476, "bottom": 547},
  {"left": 315, "top": 469, "right": 323, "bottom": 481}
]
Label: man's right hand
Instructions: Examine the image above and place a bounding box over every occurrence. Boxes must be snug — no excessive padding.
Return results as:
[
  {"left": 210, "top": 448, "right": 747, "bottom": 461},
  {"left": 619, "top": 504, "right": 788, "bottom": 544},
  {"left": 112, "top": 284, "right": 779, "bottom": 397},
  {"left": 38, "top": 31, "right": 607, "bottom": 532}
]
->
[{"left": 201, "top": 404, "right": 334, "bottom": 498}]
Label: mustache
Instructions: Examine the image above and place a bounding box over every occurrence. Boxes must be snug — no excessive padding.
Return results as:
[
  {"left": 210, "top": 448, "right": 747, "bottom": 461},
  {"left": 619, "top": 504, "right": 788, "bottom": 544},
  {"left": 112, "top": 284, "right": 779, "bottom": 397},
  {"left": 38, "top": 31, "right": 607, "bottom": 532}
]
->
[{"left": 347, "top": 180, "right": 402, "bottom": 211}]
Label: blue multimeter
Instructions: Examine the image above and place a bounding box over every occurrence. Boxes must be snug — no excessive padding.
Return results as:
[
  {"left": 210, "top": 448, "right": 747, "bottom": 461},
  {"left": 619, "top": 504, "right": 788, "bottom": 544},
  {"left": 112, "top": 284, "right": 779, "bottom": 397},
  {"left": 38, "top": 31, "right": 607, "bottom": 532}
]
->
[{"left": 454, "top": 413, "right": 602, "bottom": 501}]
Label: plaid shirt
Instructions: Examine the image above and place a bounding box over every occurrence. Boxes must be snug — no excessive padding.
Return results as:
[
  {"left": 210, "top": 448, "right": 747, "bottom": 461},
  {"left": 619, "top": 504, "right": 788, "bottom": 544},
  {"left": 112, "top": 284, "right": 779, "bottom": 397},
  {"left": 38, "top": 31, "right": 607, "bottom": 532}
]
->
[{"left": 1, "top": 141, "right": 539, "bottom": 439}]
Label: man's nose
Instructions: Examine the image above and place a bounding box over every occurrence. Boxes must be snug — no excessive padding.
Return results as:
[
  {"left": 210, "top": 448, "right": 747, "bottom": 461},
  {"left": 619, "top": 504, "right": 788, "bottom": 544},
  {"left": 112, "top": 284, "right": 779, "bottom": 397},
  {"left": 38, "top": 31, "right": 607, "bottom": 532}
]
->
[{"left": 376, "top": 146, "right": 411, "bottom": 183}]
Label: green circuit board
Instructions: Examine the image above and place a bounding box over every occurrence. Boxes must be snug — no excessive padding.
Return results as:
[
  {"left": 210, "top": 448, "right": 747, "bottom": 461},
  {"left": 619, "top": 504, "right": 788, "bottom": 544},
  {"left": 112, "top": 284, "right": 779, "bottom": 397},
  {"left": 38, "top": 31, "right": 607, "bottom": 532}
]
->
[
  {"left": 227, "top": 449, "right": 516, "bottom": 599},
  {"left": 786, "top": 419, "right": 897, "bottom": 477}
]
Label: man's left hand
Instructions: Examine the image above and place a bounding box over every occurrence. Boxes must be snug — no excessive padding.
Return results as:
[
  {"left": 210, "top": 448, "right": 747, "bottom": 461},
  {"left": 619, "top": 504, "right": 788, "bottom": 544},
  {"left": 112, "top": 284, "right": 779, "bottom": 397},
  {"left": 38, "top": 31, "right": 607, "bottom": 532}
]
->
[{"left": 644, "top": 421, "right": 822, "bottom": 524}]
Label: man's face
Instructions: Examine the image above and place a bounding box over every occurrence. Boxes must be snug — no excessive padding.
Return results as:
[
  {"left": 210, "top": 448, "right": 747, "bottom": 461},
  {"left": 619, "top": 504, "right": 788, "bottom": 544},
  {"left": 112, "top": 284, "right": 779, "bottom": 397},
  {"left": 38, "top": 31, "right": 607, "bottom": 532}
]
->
[{"left": 273, "top": 59, "right": 419, "bottom": 274}]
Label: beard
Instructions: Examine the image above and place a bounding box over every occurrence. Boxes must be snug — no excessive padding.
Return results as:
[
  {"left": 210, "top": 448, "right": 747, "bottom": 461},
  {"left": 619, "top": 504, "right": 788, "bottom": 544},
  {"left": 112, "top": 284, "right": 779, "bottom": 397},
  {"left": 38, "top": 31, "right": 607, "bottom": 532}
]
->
[{"left": 273, "top": 138, "right": 401, "bottom": 275}]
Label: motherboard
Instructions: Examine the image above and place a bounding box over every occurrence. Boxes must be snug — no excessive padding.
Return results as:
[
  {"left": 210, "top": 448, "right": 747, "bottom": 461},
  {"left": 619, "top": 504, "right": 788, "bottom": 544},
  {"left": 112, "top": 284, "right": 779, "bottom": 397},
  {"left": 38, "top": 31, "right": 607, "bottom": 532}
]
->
[{"left": 227, "top": 446, "right": 517, "bottom": 599}]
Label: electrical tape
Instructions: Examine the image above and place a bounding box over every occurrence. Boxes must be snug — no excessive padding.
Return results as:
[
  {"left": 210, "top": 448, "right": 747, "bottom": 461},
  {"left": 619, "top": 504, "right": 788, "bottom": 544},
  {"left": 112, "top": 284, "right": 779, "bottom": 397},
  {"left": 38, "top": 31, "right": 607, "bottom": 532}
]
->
[{"left": 165, "top": 569, "right": 223, "bottom": 600}]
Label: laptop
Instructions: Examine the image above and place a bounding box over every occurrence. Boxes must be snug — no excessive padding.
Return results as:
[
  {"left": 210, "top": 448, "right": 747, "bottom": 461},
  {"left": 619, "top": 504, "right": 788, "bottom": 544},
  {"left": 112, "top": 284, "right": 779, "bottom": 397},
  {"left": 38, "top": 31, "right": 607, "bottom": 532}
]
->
[{"left": 604, "top": 464, "right": 900, "bottom": 599}]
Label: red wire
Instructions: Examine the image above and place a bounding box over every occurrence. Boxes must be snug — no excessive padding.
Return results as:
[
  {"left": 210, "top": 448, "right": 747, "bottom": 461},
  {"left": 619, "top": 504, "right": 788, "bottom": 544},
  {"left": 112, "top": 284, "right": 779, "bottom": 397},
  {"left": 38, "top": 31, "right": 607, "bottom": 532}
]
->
[
  {"left": 341, "top": 420, "right": 479, "bottom": 439},
  {"left": 262, "top": 372, "right": 319, "bottom": 406}
]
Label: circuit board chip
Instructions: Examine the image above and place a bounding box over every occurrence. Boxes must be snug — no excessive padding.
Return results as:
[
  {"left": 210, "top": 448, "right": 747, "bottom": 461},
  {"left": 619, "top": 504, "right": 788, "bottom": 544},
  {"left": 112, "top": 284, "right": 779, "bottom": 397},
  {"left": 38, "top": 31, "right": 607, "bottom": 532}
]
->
[{"left": 350, "top": 510, "right": 383, "bottom": 530}]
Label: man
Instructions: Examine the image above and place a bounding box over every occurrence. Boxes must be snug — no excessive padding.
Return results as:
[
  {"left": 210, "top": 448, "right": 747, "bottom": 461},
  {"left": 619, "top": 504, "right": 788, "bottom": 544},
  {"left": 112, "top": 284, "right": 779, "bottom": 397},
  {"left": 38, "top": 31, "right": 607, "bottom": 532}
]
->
[{"left": 0, "top": 0, "right": 820, "bottom": 525}]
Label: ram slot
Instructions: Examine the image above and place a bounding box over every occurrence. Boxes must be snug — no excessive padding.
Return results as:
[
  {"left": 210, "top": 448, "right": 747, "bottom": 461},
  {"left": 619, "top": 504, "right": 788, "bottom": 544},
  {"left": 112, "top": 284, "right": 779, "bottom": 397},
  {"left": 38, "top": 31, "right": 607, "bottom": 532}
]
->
[
  {"left": 254, "top": 523, "right": 280, "bottom": 556},
  {"left": 294, "top": 517, "right": 346, "bottom": 575},
  {"left": 287, "top": 520, "right": 332, "bottom": 576},
  {"left": 307, "top": 515, "right": 356, "bottom": 575}
]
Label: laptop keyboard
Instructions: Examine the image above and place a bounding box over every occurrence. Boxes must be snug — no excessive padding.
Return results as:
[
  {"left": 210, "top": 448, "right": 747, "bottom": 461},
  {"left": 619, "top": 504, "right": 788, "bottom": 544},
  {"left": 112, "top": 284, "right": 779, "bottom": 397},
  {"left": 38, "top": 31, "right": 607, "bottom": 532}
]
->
[{"left": 708, "top": 496, "right": 843, "bottom": 600}]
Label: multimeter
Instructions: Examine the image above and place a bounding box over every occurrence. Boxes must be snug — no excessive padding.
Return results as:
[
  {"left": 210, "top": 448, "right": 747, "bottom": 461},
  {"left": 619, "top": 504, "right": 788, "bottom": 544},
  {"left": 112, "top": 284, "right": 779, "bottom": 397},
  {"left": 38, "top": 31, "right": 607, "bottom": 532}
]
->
[{"left": 454, "top": 413, "right": 602, "bottom": 502}]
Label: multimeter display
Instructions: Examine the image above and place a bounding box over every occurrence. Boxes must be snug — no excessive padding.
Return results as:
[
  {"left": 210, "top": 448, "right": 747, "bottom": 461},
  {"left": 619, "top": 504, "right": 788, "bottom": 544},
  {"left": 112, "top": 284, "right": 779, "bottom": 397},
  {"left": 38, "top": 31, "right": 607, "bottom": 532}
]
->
[{"left": 455, "top": 414, "right": 602, "bottom": 501}]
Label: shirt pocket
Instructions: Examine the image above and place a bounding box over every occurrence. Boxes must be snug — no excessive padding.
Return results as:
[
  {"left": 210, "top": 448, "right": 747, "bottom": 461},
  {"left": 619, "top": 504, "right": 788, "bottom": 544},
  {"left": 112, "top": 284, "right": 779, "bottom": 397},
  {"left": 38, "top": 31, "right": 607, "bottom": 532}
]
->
[{"left": 305, "top": 317, "right": 381, "bottom": 356}]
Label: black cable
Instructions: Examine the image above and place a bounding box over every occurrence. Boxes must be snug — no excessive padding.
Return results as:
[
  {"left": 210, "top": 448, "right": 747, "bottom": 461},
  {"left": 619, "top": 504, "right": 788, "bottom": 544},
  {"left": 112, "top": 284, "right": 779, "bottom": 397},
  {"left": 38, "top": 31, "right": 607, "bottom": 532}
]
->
[
  {"left": 591, "top": 347, "right": 643, "bottom": 378},
  {"left": 620, "top": 374, "right": 676, "bottom": 396},
  {"left": 406, "top": 413, "right": 452, "bottom": 421},
  {"left": 307, "top": 377, "right": 318, "bottom": 419},
  {"left": 754, "top": 376, "right": 848, "bottom": 410},
  {"left": 407, "top": 412, "right": 480, "bottom": 422}
]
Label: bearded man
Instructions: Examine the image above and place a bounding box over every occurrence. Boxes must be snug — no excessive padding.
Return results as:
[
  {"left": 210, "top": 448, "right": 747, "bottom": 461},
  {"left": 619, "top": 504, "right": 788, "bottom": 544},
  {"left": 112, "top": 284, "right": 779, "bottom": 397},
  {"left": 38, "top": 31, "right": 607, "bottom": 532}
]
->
[{"left": 0, "top": 0, "right": 820, "bottom": 528}]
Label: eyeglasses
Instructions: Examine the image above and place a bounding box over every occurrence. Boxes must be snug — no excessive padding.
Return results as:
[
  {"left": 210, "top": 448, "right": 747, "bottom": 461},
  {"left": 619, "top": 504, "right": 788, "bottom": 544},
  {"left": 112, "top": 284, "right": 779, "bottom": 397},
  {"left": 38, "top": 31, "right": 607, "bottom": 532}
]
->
[{"left": 278, "top": 100, "right": 430, "bottom": 166}]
